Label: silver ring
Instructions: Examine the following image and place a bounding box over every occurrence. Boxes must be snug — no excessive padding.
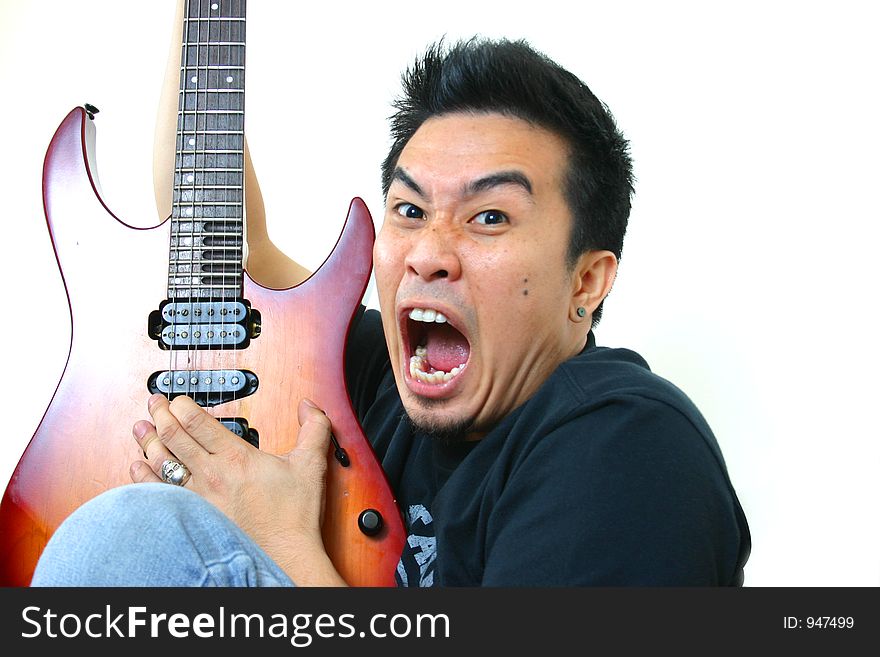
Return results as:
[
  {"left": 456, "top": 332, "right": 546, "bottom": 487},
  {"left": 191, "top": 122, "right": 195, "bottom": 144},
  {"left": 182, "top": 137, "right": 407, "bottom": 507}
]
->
[{"left": 161, "top": 459, "right": 191, "bottom": 486}]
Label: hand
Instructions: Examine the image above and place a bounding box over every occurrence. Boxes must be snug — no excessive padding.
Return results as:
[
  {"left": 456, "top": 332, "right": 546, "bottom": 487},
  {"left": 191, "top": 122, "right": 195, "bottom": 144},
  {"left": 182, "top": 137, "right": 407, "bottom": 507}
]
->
[{"left": 130, "top": 393, "right": 347, "bottom": 586}]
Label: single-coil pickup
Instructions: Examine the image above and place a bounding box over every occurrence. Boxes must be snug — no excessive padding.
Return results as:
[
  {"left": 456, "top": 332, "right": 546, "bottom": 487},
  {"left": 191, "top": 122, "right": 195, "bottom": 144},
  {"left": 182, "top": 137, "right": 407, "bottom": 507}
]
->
[{"left": 147, "top": 369, "right": 258, "bottom": 407}]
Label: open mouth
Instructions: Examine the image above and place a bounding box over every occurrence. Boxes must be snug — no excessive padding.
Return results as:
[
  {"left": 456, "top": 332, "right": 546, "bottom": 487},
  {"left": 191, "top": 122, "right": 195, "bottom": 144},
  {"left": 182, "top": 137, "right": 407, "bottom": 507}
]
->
[{"left": 401, "top": 307, "right": 471, "bottom": 385}]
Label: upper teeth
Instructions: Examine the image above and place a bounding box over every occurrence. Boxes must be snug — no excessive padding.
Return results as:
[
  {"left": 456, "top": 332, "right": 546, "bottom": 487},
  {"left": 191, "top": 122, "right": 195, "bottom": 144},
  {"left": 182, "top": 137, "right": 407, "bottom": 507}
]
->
[{"left": 409, "top": 308, "right": 447, "bottom": 323}]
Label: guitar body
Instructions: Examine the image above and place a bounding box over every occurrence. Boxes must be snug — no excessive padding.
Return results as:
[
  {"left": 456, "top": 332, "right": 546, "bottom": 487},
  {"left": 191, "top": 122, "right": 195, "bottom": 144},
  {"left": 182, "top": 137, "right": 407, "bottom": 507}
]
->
[{"left": 0, "top": 107, "right": 404, "bottom": 586}]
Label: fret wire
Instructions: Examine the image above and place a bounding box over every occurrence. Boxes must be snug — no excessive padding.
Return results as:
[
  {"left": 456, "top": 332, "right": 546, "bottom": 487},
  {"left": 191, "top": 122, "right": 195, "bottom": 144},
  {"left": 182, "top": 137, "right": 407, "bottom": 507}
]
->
[
  {"left": 170, "top": 242, "right": 242, "bottom": 246},
  {"left": 170, "top": 282, "right": 243, "bottom": 286},
  {"left": 170, "top": 227, "right": 243, "bottom": 232},
  {"left": 170, "top": 274, "right": 243, "bottom": 279},
  {"left": 170, "top": 256, "right": 242, "bottom": 260},
  {"left": 170, "top": 234, "right": 244, "bottom": 238},
  {"left": 180, "top": 65, "right": 245, "bottom": 70},
  {"left": 169, "top": 285, "right": 242, "bottom": 289},
  {"left": 170, "top": 261, "right": 241, "bottom": 265},
  {"left": 175, "top": 170, "right": 242, "bottom": 175},
  {"left": 170, "top": 246, "right": 242, "bottom": 250},
  {"left": 172, "top": 222, "right": 243, "bottom": 226},
  {"left": 181, "top": 41, "right": 246, "bottom": 46},
  {"left": 168, "top": 294, "right": 243, "bottom": 299}
]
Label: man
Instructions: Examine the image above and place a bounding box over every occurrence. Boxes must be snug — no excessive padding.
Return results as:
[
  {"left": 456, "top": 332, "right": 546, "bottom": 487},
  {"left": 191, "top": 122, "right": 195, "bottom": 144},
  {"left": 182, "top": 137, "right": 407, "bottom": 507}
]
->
[{"left": 32, "top": 38, "right": 750, "bottom": 586}]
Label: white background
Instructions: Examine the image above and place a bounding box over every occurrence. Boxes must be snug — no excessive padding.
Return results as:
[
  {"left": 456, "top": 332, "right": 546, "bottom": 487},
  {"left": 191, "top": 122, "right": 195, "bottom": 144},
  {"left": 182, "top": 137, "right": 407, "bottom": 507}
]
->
[{"left": 0, "top": 0, "right": 877, "bottom": 586}]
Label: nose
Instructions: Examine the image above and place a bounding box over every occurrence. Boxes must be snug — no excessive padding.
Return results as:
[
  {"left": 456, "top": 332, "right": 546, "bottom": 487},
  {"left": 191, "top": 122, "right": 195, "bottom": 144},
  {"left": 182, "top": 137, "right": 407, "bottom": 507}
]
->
[{"left": 404, "top": 223, "right": 462, "bottom": 282}]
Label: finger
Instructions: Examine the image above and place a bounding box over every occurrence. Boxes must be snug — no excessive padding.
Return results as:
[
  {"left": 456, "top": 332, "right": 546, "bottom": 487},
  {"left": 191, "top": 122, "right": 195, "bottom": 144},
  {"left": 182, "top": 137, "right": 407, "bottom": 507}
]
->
[
  {"left": 129, "top": 459, "right": 163, "bottom": 484},
  {"left": 164, "top": 394, "right": 239, "bottom": 455},
  {"left": 132, "top": 419, "right": 178, "bottom": 474},
  {"left": 295, "top": 398, "right": 333, "bottom": 453},
  {"left": 132, "top": 420, "right": 194, "bottom": 488},
  {"left": 147, "top": 394, "right": 209, "bottom": 463}
]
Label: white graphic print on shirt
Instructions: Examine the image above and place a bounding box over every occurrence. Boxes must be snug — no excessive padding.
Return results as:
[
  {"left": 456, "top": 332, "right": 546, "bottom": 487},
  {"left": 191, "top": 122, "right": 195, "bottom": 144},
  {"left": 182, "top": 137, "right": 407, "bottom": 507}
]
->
[{"left": 395, "top": 504, "right": 436, "bottom": 587}]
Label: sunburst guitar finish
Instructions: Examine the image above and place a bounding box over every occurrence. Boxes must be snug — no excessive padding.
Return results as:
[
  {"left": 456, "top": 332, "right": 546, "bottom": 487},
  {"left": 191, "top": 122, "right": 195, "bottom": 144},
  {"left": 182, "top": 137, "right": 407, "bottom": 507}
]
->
[{"left": 0, "top": 106, "right": 404, "bottom": 586}]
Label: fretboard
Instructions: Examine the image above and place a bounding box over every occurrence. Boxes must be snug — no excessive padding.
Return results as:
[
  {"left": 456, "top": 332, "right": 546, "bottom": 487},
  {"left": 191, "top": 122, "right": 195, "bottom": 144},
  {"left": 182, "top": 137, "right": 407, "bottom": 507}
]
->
[{"left": 169, "top": 0, "right": 247, "bottom": 300}]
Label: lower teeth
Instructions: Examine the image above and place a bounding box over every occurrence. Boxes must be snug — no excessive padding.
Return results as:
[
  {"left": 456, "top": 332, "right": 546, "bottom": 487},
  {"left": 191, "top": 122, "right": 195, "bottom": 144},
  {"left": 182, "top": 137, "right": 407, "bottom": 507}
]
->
[{"left": 409, "top": 345, "right": 466, "bottom": 384}]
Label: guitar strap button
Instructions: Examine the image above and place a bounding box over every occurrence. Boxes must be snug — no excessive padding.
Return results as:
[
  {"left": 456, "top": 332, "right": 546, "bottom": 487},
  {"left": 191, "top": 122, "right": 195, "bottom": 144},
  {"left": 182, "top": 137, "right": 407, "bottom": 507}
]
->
[{"left": 358, "top": 509, "right": 384, "bottom": 536}]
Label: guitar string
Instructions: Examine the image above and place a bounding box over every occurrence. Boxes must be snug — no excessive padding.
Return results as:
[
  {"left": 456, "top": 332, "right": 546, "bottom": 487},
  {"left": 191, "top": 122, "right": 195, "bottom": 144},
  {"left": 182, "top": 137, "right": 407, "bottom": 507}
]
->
[
  {"left": 224, "top": 0, "right": 239, "bottom": 418},
  {"left": 199, "top": 0, "right": 208, "bottom": 413},
  {"left": 187, "top": 0, "right": 200, "bottom": 411},
  {"left": 221, "top": 0, "right": 243, "bottom": 424},
  {"left": 188, "top": 0, "right": 200, "bottom": 409},
  {"left": 233, "top": 0, "right": 243, "bottom": 418},
  {"left": 169, "top": 0, "right": 189, "bottom": 411},
  {"left": 216, "top": 0, "right": 225, "bottom": 417},
  {"left": 205, "top": 0, "right": 217, "bottom": 415},
  {"left": 228, "top": 1, "right": 234, "bottom": 420},
  {"left": 220, "top": 0, "right": 229, "bottom": 417},
  {"left": 176, "top": 0, "right": 190, "bottom": 410}
]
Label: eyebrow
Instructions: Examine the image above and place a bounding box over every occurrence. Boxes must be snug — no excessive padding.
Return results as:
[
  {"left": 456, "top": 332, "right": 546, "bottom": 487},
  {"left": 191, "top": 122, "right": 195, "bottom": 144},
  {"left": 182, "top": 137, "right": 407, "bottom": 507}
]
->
[
  {"left": 389, "top": 167, "right": 534, "bottom": 200},
  {"left": 466, "top": 171, "right": 533, "bottom": 196},
  {"left": 390, "top": 167, "right": 425, "bottom": 197}
]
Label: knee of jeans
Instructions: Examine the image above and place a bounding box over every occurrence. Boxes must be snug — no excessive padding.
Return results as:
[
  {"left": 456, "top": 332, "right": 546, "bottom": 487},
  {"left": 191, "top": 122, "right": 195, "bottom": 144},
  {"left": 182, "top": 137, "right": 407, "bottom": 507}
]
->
[{"left": 58, "top": 482, "right": 206, "bottom": 533}]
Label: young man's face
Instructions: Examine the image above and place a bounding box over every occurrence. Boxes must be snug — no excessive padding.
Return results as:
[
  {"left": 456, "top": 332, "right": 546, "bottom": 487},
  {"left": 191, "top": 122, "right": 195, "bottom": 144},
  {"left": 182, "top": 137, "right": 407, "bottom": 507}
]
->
[{"left": 374, "top": 112, "right": 588, "bottom": 440}]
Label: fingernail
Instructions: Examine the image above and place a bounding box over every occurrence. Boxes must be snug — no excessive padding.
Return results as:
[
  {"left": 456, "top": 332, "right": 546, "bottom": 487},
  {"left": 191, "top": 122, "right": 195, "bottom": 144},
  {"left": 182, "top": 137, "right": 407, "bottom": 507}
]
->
[
  {"left": 132, "top": 421, "right": 150, "bottom": 439},
  {"left": 148, "top": 393, "right": 164, "bottom": 409},
  {"left": 302, "top": 398, "right": 327, "bottom": 415}
]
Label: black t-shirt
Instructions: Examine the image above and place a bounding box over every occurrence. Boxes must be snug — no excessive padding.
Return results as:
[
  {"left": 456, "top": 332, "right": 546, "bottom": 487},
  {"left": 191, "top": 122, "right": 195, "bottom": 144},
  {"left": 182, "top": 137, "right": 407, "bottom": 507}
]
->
[{"left": 345, "top": 307, "right": 751, "bottom": 586}]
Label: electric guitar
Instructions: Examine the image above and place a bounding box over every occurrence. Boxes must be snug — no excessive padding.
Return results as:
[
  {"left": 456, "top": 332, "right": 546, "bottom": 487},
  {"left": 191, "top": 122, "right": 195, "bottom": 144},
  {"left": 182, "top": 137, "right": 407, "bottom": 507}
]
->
[{"left": 0, "top": 0, "right": 404, "bottom": 586}]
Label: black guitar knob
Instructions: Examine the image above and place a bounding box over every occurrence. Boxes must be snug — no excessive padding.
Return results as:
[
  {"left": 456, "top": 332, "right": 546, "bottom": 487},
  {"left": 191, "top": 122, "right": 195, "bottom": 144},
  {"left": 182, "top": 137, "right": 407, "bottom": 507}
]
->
[{"left": 358, "top": 509, "right": 383, "bottom": 536}]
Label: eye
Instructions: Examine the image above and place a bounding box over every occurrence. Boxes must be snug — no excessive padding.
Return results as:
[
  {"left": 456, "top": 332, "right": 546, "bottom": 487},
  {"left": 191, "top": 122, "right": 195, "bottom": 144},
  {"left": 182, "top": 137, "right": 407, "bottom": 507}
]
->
[
  {"left": 395, "top": 203, "right": 425, "bottom": 220},
  {"left": 471, "top": 209, "right": 508, "bottom": 226}
]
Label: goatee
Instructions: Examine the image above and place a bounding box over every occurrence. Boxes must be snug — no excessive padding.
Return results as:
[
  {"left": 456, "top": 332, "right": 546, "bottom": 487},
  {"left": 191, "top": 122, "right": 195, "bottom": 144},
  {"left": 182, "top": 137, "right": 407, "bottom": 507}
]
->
[{"left": 404, "top": 411, "right": 476, "bottom": 445}]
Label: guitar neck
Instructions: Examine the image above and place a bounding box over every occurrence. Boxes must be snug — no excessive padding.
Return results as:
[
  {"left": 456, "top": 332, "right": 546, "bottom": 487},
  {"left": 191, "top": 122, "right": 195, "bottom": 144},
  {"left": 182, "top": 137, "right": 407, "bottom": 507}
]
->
[{"left": 170, "top": 0, "right": 247, "bottom": 301}]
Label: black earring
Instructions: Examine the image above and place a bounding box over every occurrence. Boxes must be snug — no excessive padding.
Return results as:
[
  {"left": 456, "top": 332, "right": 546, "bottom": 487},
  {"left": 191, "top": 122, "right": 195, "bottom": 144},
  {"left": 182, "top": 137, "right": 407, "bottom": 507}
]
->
[{"left": 576, "top": 307, "right": 586, "bottom": 318}]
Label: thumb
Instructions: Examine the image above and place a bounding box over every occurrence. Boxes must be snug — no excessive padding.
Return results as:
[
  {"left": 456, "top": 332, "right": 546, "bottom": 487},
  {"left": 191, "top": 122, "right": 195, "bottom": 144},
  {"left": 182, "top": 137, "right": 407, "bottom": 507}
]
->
[{"left": 295, "top": 398, "right": 333, "bottom": 454}]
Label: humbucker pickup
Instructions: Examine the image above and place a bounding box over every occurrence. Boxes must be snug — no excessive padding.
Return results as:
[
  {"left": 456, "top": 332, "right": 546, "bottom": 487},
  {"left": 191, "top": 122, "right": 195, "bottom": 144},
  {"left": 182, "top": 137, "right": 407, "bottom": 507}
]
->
[{"left": 147, "top": 298, "right": 261, "bottom": 350}]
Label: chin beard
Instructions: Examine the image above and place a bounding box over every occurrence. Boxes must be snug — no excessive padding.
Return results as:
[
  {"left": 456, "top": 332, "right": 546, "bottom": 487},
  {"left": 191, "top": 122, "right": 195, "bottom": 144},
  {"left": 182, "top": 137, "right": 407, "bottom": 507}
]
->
[{"left": 404, "top": 409, "right": 476, "bottom": 445}]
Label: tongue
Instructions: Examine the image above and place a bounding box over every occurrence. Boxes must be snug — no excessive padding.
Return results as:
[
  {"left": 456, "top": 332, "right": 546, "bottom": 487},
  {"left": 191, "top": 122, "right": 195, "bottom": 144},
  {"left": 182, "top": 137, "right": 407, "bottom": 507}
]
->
[{"left": 424, "top": 323, "right": 470, "bottom": 373}]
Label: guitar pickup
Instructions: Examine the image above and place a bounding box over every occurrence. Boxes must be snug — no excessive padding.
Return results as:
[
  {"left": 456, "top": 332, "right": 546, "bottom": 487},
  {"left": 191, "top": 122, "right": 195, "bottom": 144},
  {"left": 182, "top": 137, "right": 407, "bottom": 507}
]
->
[
  {"left": 219, "top": 418, "right": 259, "bottom": 449},
  {"left": 147, "top": 369, "right": 258, "bottom": 407},
  {"left": 147, "top": 298, "right": 261, "bottom": 350}
]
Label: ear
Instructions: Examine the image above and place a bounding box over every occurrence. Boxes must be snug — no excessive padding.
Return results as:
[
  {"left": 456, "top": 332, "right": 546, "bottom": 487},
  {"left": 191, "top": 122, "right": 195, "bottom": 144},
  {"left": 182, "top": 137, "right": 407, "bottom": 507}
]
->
[{"left": 569, "top": 250, "right": 618, "bottom": 323}]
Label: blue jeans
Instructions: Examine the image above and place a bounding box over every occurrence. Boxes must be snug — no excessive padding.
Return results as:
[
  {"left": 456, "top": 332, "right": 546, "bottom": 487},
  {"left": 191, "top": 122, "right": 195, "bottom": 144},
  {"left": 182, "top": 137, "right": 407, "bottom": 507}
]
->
[{"left": 31, "top": 483, "right": 295, "bottom": 587}]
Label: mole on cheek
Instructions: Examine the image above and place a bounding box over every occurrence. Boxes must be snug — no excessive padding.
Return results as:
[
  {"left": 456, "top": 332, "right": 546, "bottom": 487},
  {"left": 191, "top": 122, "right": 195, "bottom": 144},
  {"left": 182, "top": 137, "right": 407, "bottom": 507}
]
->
[{"left": 522, "top": 277, "right": 529, "bottom": 296}]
